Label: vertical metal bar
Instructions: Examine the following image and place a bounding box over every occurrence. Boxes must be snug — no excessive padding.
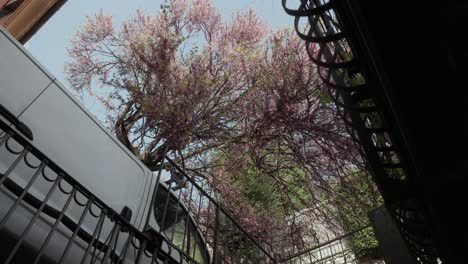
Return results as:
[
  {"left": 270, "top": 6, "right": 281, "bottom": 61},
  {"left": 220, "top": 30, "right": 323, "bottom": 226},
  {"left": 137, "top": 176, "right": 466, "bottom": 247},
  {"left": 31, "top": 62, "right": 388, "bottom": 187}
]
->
[
  {"left": 159, "top": 174, "right": 175, "bottom": 233},
  {"left": 170, "top": 185, "right": 184, "bottom": 242},
  {"left": 150, "top": 241, "right": 161, "bottom": 264},
  {"left": 151, "top": 229, "right": 164, "bottom": 264},
  {"left": 213, "top": 205, "right": 220, "bottom": 264},
  {"left": 0, "top": 161, "right": 45, "bottom": 229},
  {"left": 81, "top": 211, "right": 106, "bottom": 264},
  {"left": 0, "top": 133, "right": 11, "bottom": 148},
  {"left": 92, "top": 221, "right": 116, "bottom": 264},
  {"left": 307, "top": 251, "right": 314, "bottom": 264},
  {"left": 331, "top": 241, "right": 336, "bottom": 264},
  {"left": 143, "top": 148, "right": 168, "bottom": 231},
  {"left": 225, "top": 230, "right": 230, "bottom": 264},
  {"left": 119, "top": 233, "right": 134, "bottom": 263},
  {"left": 181, "top": 180, "right": 195, "bottom": 252},
  {"left": 102, "top": 223, "right": 121, "bottom": 264},
  {"left": 318, "top": 245, "right": 323, "bottom": 264},
  {"left": 202, "top": 186, "right": 210, "bottom": 237},
  {"left": 298, "top": 246, "right": 303, "bottom": 264},
  {"left": 346, "top": 230, "right": 358, "bottom": 264},
  {"left": 339, "top": 238, "right": 347, "bottom": 263},
  {"left": 222, "top": 221, "right": 227, "bottom": 264},
  {"left": 0, "top": 147, "right": 28, "bottom": 185},
  {"left": 33, "top": 188, "right": 78, "bottom": 264},
  {"left": 110, "top": 226, "right": 122, "bottom": 263},
  {"left": 135, "top": 240, "right": 147, "bottom": 264},
  {"left": 186, "top": 219, "right": 192, "bottom": 260},
  {"left": 196, "top": 190, "right": 207, "bottom": 259},
  {"left": 197, "top": 181, "right": 208, "bottom": 229},
  {"left": 324, "top": 243, "right": 330, "bottom": 262},
  {"left": 4, "top": 175, "right": 62, "bottom": 264},
  {"left": 196, "top": 181, "right": 206, "bottom": 218},
  {"left": 58, "top": 197, "right": 93, "bottom": 264},
  {"left": 90, "top": 215, "right": 108, "bottom": 264},
  {"left": 192, "top": 186, "right": 211, "bottom": 261}
]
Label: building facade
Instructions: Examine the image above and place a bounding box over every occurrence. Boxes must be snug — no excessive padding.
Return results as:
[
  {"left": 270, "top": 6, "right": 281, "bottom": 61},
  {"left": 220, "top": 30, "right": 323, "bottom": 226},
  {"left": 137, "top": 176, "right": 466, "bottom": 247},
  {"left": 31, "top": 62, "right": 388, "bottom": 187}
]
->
[{"left": 0, "top": 0, "right": 67, "bottom": 43}]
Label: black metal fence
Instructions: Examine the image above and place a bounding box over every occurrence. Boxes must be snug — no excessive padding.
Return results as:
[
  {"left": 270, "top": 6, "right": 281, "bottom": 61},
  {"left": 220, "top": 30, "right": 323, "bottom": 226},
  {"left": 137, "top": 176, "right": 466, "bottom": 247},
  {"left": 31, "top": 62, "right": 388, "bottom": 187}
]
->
[
  {"left": 0, "top": 108, "right": 275, "bottom": 263},
  {"left": 0, "top": 114, "right": 201, "bottom": 264},
  {"left": 279, "top": 224, "right": 387, "bottom": 264},
  {"left": 279, "top": 226, "right": 376, "bottom": 264},
  {"left": 151, "top": 156, "right": 277, "bottom": 263},
  {"left": 283, "top": 238, "right": 356, "bottom": 264},
  {"left": 282, "top": 0, "right": 440, "bottom": 263}
]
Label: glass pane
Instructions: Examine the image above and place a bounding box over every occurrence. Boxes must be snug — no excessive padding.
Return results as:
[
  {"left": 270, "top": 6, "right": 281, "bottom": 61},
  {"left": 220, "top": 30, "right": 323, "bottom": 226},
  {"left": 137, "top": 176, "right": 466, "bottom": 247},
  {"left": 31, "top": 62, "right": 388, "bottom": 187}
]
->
[{"left": 153, "top": 186, "right": 208, "bottom": 263}]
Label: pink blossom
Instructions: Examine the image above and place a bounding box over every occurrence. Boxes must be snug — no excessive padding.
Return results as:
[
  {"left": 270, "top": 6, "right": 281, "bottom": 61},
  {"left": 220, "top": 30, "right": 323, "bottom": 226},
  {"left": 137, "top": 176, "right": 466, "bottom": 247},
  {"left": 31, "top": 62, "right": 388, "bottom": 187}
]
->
[{"left": 65, "top": 1, "right": 363, "bottom": 256}]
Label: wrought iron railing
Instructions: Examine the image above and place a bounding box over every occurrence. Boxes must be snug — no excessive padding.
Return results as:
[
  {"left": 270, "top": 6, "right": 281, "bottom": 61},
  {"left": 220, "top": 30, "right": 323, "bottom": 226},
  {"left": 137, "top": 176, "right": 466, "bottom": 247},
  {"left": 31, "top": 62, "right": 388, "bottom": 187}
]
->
[
  {"left": 0, "top": 112, "right": 199, "bottom": 264},
  {"left": 0, "top": 106, "right": 275, "bottom": 263},
  {"left": 280, "top": 225, "right": 375, "bottom": 264},
  {"left": 152, "top": 156, "right": 277, "bottom": 263},
  {"left": 282, "top": 0, "right": 440, "bottom": 263}
]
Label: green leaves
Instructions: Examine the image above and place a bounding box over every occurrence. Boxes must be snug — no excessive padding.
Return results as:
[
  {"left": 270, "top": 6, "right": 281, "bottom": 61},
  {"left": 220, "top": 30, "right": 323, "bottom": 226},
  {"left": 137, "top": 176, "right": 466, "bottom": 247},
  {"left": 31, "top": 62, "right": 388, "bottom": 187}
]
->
[{"left": 335, "top": 170, "right": 383, "bottom": 258}]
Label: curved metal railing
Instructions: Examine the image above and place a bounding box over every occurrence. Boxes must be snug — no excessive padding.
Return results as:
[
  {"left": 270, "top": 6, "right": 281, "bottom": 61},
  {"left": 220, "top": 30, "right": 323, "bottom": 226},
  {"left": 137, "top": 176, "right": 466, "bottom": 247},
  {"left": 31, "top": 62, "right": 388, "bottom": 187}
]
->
[
  {"left": 154, "top": 157, "right": 277, "bottom": 263},
  {"left": 282, "top": 0, "right": 440, "bottom": 263},
  {"left": 280, "top": 225, "right": 373, "bottom": 264},
  {"left": 0, "top": 108, "right": 275, "bottom": 263},
  {"left": 0, "top": 113, "right": 199, "bottom": 264}
]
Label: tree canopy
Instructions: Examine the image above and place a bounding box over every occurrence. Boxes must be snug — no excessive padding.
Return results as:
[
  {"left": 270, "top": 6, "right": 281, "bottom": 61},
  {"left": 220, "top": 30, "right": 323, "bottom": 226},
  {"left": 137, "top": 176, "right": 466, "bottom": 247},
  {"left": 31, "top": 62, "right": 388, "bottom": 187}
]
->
[{"left": 66, "top": 0, "right": 371, "bottom": 256}]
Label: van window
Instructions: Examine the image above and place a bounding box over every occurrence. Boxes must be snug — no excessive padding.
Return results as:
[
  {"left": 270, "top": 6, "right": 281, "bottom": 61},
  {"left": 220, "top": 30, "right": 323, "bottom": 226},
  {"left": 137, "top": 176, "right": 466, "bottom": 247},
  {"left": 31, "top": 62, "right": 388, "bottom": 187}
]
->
[{"left": 153, "top": 186, "right": 208, "bottom": 263}]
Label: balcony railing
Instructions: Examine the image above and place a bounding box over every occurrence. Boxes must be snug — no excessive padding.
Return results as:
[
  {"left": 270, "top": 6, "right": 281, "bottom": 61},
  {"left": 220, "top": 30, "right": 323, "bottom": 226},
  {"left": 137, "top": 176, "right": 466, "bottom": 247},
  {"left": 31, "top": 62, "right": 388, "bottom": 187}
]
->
[
  {"left": 0, "top": 111, "right": 201, "bottom": 264},
  {"left": 282, "top": 0, "right": 440, "bottom": 263},
  {"left": 153, "top": 157, "right": 277, "bottom": 264},
  {"left": 280, "top": 225, "right": 374, "bottom": 264},
  {"left": 0, "top": 105, "right": 275, "bottom": 264}
]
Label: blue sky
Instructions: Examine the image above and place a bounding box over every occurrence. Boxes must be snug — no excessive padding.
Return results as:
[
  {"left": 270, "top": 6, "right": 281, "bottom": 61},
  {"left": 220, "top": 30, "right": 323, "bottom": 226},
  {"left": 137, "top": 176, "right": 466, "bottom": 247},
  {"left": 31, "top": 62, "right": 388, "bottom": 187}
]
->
[{"left": 26, "top": 0, "right": 293, "bottom": 118}]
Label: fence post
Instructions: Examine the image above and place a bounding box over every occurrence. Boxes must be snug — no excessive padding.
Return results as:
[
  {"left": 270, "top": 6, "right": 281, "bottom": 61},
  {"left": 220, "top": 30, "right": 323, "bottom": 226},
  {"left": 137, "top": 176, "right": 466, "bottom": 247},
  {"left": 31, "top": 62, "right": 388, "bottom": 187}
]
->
[{"left": 213, "top": 204, "right": 221, "bottom": 264}]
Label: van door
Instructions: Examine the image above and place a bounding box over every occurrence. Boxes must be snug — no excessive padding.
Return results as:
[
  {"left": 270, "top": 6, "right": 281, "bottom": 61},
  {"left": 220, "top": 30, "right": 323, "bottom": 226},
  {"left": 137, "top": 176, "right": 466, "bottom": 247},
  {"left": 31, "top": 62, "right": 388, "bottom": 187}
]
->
[{"left": 18, "top": 81, "right": 149, "bottom": 225}]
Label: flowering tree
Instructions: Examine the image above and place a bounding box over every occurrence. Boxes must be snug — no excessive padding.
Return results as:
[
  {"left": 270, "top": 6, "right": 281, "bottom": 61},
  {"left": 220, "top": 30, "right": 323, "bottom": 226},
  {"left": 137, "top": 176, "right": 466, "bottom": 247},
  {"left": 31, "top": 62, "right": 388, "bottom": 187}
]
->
[{"left": 66, "top": 0, "right": 364, "bottom": 257}]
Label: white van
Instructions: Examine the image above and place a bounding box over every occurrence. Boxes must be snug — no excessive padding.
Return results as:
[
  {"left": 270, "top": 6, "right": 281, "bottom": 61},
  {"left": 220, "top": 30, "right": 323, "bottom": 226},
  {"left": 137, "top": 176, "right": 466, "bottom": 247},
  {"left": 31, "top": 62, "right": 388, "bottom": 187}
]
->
[{"left": 0, "top": 27, "right": 209, "bottom": 264}]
